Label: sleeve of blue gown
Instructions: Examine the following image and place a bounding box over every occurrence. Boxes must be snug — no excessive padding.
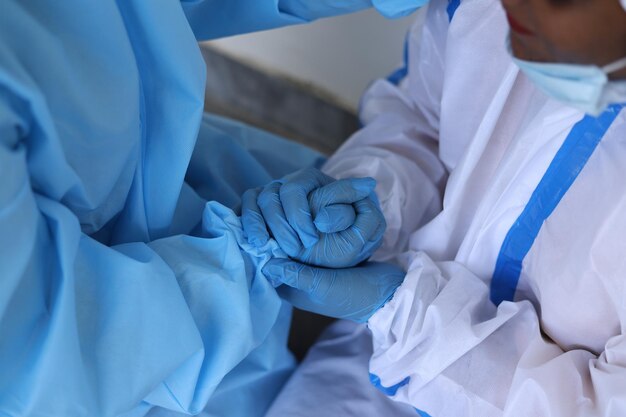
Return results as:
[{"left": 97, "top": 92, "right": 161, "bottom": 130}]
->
[
  {"left": 182, "top": 0, "right": 423, "bottom": 40},
  {"left": 0, "top": 98, "right": 289, "bottom": 416}
]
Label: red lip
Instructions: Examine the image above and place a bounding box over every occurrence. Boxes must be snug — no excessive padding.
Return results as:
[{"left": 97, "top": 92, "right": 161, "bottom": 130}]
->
[{"left": 506, "top": 13, "right": 534, "bottom": 36}]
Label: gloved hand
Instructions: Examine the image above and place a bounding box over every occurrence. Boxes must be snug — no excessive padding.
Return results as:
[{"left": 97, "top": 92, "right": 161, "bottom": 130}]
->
[
  {"left": 241, "top": 168, "right": 386, "bottom": 268},
  {"left": 263, "top": 258, "right": 405, "bottom": 323}
]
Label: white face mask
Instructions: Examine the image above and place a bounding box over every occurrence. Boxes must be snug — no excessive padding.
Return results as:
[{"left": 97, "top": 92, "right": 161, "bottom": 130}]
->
[{"left": 507, "top": 37, "right": 626, "bottom": 116}]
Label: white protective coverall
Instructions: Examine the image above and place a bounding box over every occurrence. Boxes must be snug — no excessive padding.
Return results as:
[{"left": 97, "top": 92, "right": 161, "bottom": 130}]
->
[{"left": 266, "top": 0, "right": 626, "bottom": 415}]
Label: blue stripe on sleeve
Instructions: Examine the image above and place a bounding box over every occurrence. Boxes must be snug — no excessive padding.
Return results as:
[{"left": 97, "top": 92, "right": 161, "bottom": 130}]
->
[
  {"left": 369, "top": 373, "right": 410, "bottom": 396},
  {"left": 370, "top": 374, "right": 434, "bottom": 415},
  {"left": 490, "top": 104, "right": 623, "bottom": 305},
  {"left": 446, "top": 0, "right": 461, "bottom": 21},
  {"left": 386, "top": 33, "right": 410, "bottom": 86}
]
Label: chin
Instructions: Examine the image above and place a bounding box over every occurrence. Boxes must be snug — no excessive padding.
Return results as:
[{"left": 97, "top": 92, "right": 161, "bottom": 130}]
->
[
  {"left": 509, "top": 31, "right": 552, "bottom": 63},
  {"left": 509, "top": 32, "right": 530, "bottom": 59}
]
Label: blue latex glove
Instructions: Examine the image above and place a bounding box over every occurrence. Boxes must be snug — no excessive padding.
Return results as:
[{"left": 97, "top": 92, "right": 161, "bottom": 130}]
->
[
  {"left": 279, "top": 0, "right": 425, "bottom": 21},
  {"left": 263, "top": 259, "right": 405, "bottom": 323},
  {"left": 241, "top": 168, "right": 386, "bottom": 268}
]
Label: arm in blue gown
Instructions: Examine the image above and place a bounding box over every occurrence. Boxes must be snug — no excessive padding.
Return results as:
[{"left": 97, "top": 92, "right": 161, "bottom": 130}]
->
[
  {"left": 0, "top": 95, "right": 289, "bottom": 416},
  {"left": 183, "top": 0, "right": 423, "bottom": 40},
  {"left": 0, "top": 0, "right": 424, "bottom": 414}
]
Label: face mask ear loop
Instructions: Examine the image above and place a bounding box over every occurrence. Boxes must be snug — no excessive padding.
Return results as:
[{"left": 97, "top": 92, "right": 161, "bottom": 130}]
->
[{"left": 603, "top": 56, "right": 626, "bottom": 74}]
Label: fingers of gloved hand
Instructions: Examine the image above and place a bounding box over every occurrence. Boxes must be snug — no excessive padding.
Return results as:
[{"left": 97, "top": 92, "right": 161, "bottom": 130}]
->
[
  {"left": 313, "top": 204, "right": 356, "bottom": 233},
  {"left": 341, "top": 197, "right": 386, "bottom": 249},
  {"left": 257, "top": 182, "right": 303, "bottom": 257},
  {"left": 308, "top": 177, "right": 377, "bottom": 210},
  {"left": 299, "top": 197, "right": 385, "bottom": 268},
  {"left": 262, "top": 258, "right": 336, "bottom": 301},
  {"left": 241, "top": 187, "right": 270, "bottom": 247},
  {"left": 361, "top": 213, "right": 386, "bottom": 255},
  {"left": 279, "top": 168, "right": 334, "bottom": 248},
  {"left": 276, "top": 285, "right": 332, "bottom": 317},
  {"left": 273, "top": 261, "right": 406, "bottom": 323},
  {"left": 276, "top": 285, "right": 370, "bottom": 322}
]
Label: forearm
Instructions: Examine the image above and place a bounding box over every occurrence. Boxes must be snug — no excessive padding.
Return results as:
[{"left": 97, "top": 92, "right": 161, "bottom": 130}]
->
[
  {"left": 183, "top": 0, "right": 423, "bottom": 41},
  {"left": 0, "top": 148, "right": 284, "bottom": 416}
]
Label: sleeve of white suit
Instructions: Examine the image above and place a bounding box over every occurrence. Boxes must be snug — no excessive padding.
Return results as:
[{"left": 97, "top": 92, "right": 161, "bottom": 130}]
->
[
  {"left": 322, "top": 6, "right": 449, "bottom": 260},
  {"left": 359, "top": 1, "right": 626, "bottom": 415},
  {"left": 182, "top": 0, "right": 424, "bottom": 41},
  {"left": 368, "top": 251, "right": 626, "bottom": 417}
]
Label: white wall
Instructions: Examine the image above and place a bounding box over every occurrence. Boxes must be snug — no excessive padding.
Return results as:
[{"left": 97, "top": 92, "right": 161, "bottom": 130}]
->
[{"left": 204, "top": 9, "right": 423, "bottom": 111}]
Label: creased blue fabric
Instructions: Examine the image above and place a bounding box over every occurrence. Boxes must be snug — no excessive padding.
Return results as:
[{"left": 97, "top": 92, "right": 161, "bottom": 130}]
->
[{"left": 0, "top": 0, "right": 329, "bottom": 415}]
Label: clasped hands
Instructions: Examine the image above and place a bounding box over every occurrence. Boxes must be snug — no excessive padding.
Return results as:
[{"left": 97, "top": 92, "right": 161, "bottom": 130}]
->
[{"left": 241, "top": 168, "right": 404, "bottom": 323}]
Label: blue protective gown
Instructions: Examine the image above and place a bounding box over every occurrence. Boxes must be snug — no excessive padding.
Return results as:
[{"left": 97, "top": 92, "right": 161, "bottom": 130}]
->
[{"left": 0, "top": 0, "right": 422, "bottom": 416}]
